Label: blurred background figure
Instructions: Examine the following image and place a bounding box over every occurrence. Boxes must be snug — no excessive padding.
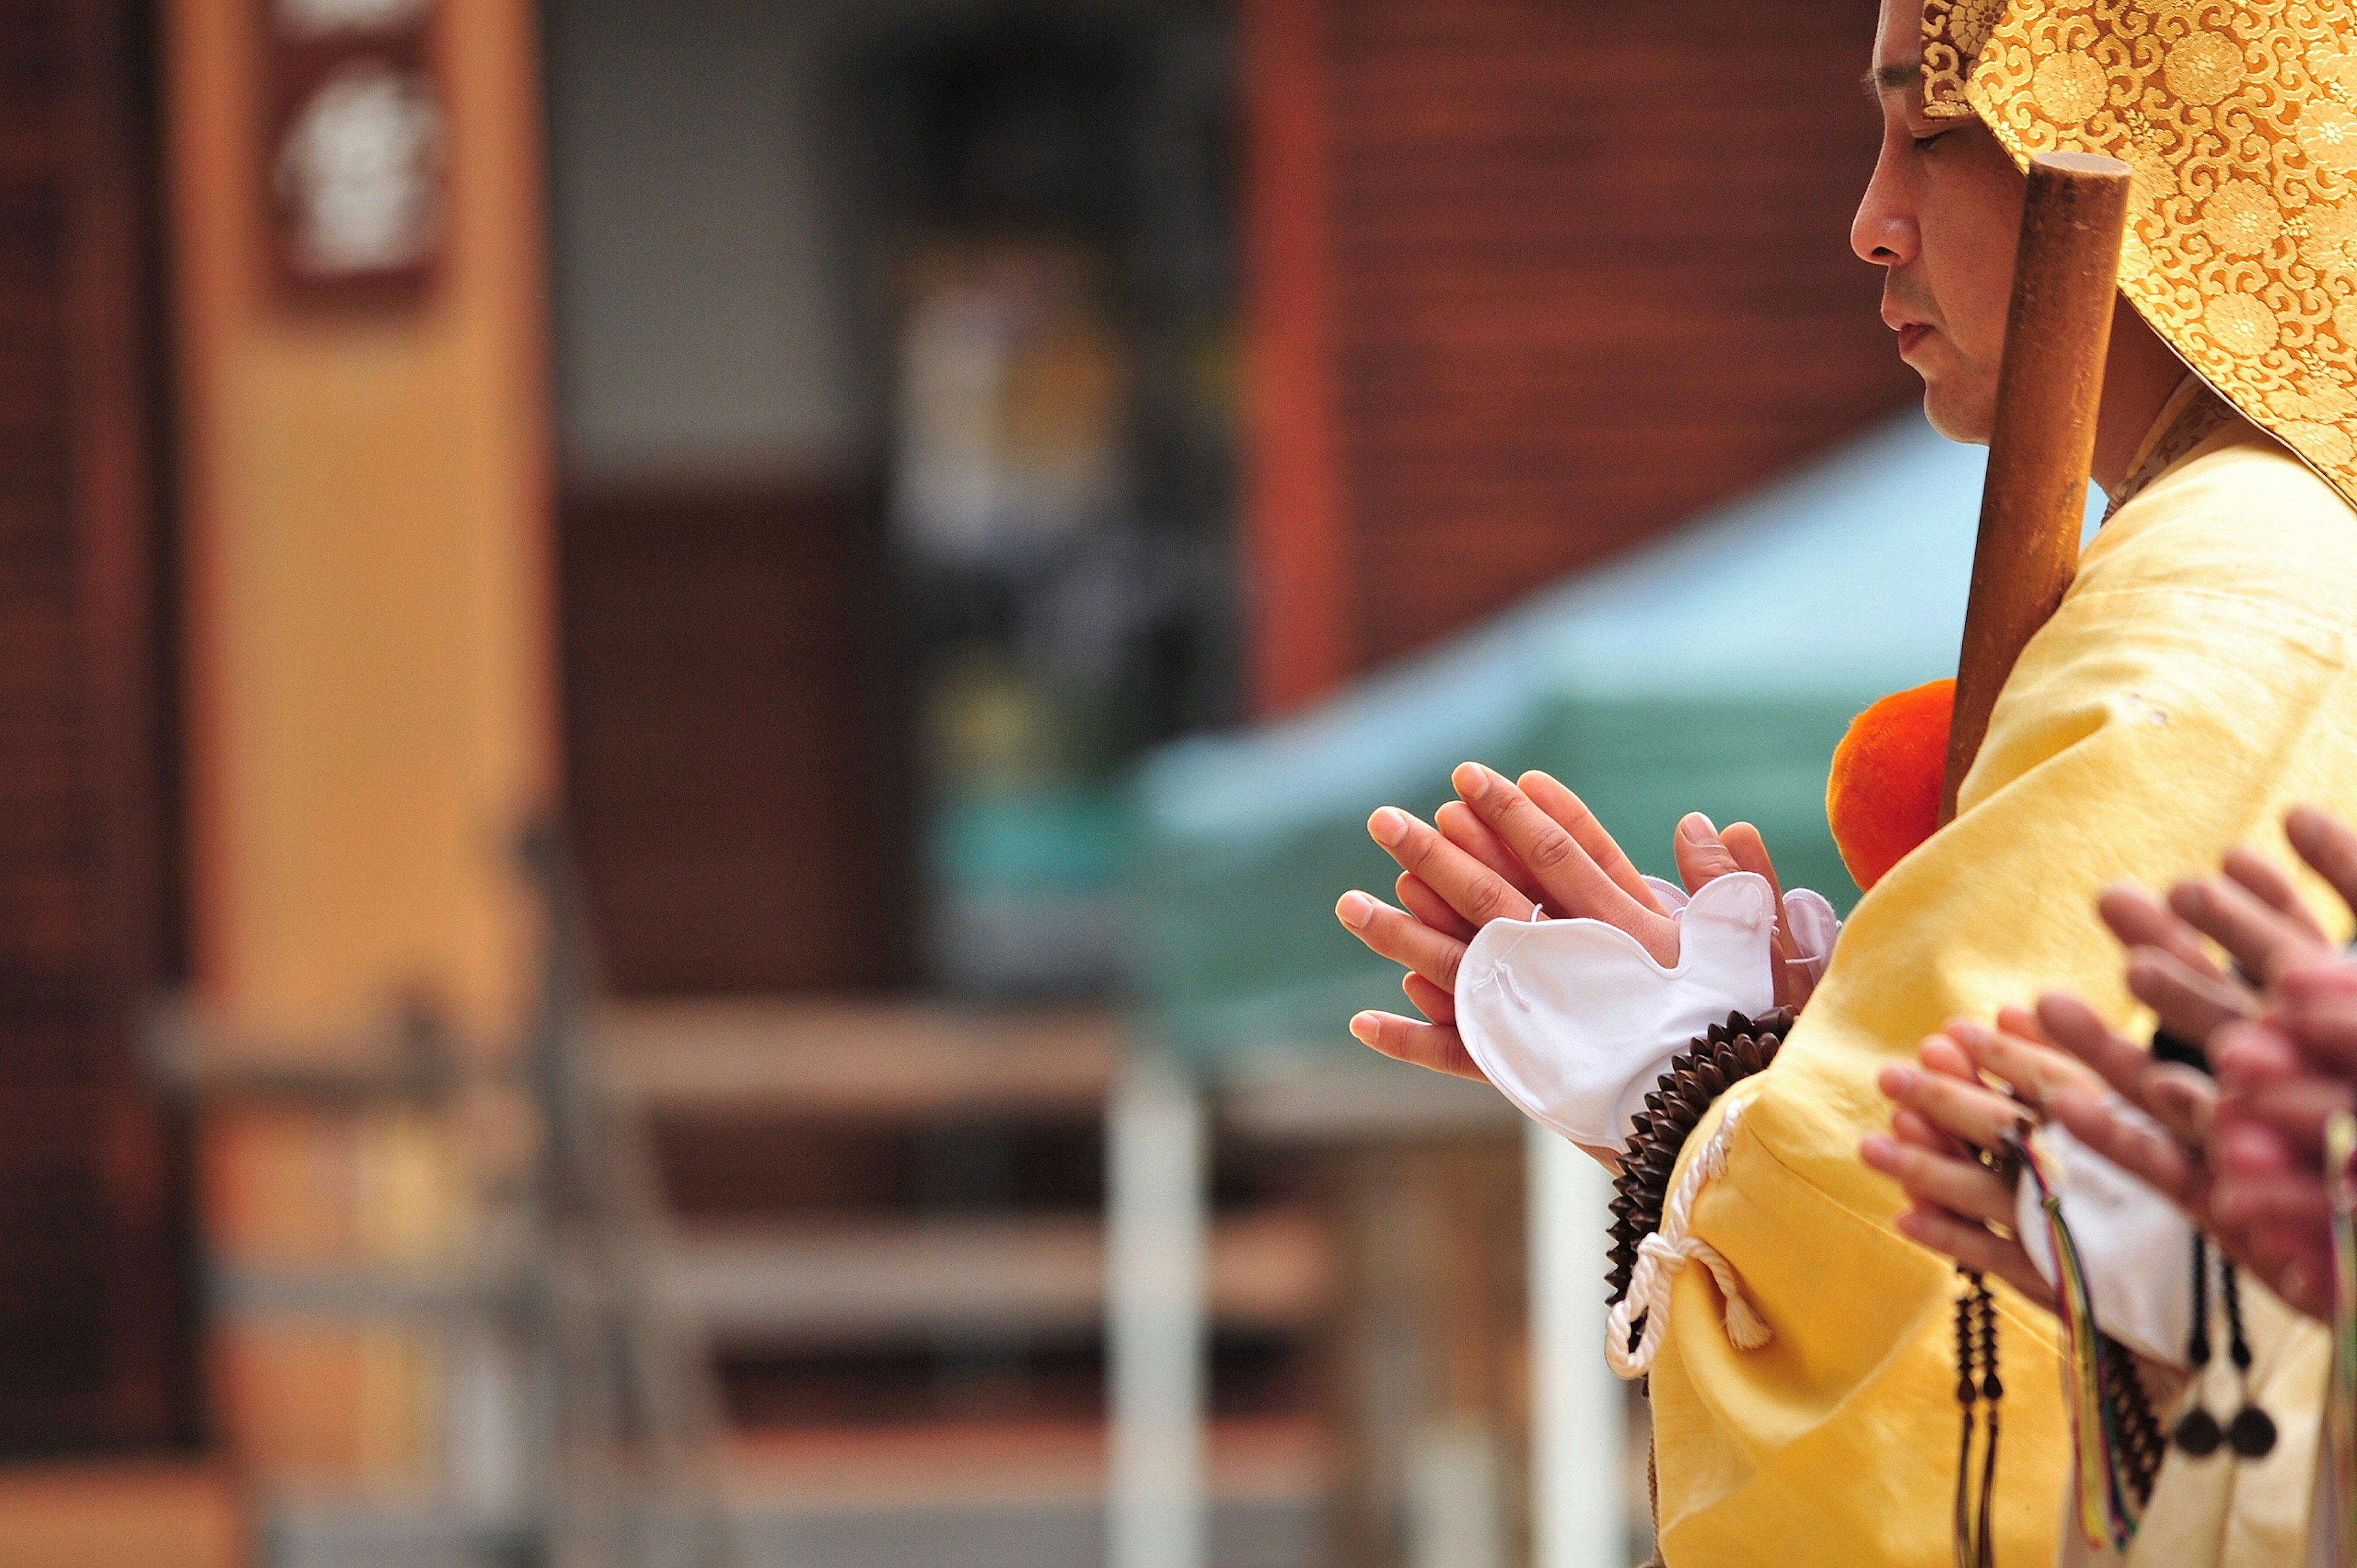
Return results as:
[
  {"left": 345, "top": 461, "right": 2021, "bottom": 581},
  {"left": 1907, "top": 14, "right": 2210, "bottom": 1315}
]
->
[{"left": 0, "top": 0, "right": 1938, "bottom": 1564}]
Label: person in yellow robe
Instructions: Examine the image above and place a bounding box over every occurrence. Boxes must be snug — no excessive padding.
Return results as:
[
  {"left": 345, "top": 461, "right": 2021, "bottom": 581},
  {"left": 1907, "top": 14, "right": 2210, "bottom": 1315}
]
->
[
  {"left": 1867, "top": 813, "right": 2357, "bottom": 1565},
  {"left": 1329, "top": 0, "right": 2357, "bottom": 1561}
]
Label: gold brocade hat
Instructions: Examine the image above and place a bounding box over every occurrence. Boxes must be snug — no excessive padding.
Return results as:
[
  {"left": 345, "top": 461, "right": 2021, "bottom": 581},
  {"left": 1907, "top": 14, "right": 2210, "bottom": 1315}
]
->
[{"left": 1922, "top": 0, "right": 2357, "bottom": 504}]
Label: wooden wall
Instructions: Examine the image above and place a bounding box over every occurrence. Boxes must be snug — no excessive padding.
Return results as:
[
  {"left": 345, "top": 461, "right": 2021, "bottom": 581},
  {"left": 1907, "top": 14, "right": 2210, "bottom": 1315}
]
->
[
  {"left": 560, "top": 484, "right": 910, "bottom": 995},
  {"left": 1247, "top": 0, "right": 1919, "bottom": 709},
  {"left": 0, "top": 0, "right": 190, "bottom": 1450}
]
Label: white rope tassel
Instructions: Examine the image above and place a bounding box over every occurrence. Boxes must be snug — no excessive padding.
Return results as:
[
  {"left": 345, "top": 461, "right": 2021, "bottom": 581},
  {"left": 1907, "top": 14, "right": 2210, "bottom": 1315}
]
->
[{"left": 1606, "top": 1101, "right": 1773, "bottom": 1380}]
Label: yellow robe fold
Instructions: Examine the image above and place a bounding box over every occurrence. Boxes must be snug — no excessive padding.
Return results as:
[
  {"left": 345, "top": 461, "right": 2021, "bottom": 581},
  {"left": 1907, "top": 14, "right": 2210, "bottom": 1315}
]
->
[{"left": 1652, "top": 419, "right": 2351, "bottom": 1566}]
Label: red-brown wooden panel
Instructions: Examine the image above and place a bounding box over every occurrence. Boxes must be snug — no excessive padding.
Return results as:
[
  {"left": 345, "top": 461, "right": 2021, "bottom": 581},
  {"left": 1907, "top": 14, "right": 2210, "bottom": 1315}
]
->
[
  {"left": 560, "top": 485, "right": 913, "bottom": 996},
  {"left": 0, "top": 0, "right": 190, "bottom": 1451},
  {"left": 1250, "top": 0, "right": 1919, "bottom": 690}
]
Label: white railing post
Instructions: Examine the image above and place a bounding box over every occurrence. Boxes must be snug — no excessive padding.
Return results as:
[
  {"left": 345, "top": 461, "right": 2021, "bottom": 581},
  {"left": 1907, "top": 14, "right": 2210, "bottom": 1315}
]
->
[
  {"left": 1529, "top": 1122, "right": 1628, "bottom": 1568},
  {"left": 1109, "top": 1048, "right": 1208, "bottom": 1568}
]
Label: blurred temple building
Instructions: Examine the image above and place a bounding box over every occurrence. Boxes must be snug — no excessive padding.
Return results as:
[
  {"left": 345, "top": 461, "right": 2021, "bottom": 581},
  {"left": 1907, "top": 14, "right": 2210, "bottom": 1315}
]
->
[{"left": 0, "top": 1, "right": 1909, "bottom": 1566}]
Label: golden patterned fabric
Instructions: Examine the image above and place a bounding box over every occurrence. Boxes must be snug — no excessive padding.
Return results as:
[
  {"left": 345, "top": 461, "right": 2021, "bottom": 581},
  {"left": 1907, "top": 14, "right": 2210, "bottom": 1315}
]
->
[{"left": 1921, "top": 0, "right": 2357, "bottom": 503}]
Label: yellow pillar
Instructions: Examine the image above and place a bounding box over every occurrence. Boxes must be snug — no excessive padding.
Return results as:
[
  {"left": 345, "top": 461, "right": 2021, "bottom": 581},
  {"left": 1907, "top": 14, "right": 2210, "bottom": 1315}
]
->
[
  {"left": 166, "top": 0, "right": 555, "bottom": 1487},
  {"left": 170, "top": 0, "right": 556, "bottom": 1046}
]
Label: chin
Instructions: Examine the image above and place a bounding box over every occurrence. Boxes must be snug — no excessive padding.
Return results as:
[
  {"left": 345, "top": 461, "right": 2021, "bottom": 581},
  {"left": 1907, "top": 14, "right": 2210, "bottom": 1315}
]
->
[{"left": 1918, "top": 376, "right": 1997, "bottom": 446}]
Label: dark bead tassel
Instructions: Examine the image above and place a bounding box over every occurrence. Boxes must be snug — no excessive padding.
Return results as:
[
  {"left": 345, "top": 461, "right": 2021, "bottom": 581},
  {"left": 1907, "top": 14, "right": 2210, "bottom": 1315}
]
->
[
  {"left": 2175, "top": 1231, "right": 2225, "bottom": 1456},
  {"left": 2099, "top": 1335, "right": 2165, "bottom": 1508},
  {"left": 1953, "top": 1269, "right": 1999, "bottom": 1568},
  {"left": 2172, "top": 1235, "right": 2276, "bottom": 1459},
  {"left": 2219, "top": 1261, "right": 2278, "bottom": 1458},
  {"left": 1954, "top": 1283, "right": 1976, "bottom": 1568},
  {"left": 1974, "top": 1279, "right": 2000, "bottom": 1568}
]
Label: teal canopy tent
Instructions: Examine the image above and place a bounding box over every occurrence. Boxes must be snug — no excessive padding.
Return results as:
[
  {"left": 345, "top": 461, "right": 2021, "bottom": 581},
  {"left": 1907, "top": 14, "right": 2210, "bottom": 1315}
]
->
[{"left": 1133, "top": 411, "right": 2030, "bottom": 1078}]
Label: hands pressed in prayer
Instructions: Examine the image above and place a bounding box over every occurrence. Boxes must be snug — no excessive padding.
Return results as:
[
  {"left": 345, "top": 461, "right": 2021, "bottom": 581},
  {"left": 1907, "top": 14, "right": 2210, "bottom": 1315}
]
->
[
  {"left": 1334, "top": 762, "right": 1815, "bottom": 1083},
  {"left": 1862, "top": 1006, "right": 2084, "bottom": 1305},
  {"left": 1867, "top": 804, "right": 2357, "bottom": 1323}
]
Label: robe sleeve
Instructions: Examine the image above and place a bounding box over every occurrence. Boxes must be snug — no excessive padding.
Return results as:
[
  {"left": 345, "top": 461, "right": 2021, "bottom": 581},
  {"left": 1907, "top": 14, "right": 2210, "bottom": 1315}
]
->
[{"left": 1644, "top": 430, "right": 2357, "bottom": 1566}]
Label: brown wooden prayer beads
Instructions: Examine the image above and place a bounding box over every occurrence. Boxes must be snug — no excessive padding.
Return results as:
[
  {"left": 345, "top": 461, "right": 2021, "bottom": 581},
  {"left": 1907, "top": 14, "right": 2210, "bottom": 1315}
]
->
[{"left": 1607, "top": 1008, "right": 1793, "bottom": 1343}]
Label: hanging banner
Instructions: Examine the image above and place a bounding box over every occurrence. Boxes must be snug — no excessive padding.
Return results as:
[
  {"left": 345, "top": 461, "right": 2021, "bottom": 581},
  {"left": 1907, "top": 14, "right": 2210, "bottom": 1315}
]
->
[{"left": 263, "top": 0, "right": 445, "bottom": 303}]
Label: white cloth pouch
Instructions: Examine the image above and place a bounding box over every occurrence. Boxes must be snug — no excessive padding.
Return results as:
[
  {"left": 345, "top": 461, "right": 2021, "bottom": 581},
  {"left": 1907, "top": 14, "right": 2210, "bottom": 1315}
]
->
[{"left": 1455, "top": 871, "right": 1838, "bottom": 1149}]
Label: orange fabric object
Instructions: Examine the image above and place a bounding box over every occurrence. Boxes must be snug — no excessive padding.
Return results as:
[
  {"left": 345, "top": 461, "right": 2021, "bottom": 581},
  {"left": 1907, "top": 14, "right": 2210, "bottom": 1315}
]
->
[{"left": 1827, "top": 679, "right": 1955, "bottom": 891}]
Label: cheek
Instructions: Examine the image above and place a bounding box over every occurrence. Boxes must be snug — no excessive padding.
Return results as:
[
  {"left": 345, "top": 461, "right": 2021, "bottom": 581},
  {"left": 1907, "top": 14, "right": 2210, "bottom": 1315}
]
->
[{"left": 1921, "top": 210, "right": 2016, "bottom": 363}]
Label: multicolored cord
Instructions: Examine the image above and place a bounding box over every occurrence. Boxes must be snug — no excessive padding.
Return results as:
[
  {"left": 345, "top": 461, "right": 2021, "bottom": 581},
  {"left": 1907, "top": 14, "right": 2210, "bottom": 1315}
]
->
[{"left": 2015, "top": 1129, "right": 2142, "bottom": 1553}]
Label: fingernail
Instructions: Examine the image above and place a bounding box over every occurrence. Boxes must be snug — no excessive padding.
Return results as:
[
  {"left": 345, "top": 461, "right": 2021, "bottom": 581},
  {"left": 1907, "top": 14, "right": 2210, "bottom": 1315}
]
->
[
  {"left": 1336, "top": 892, "right": 1376, "bottom": 929},
  {"left": 1369, "top": 808, "right": 1409, "bottom": 848},
  {"left": 1879, "top": 1063, "right": 1918, "bottom": 1094},
  {"left": 1859, "top": 1134, "right": 1892, "bottom": 1163},
  {"left": 1679, "top": 811, "right": 1718, "bottom": 841},
  {"left": 1349, "top": 1011, "right": 1379, "bottom": 1045},
  {"left": 1452, "top": 762, "right": 1491, "bottom": 799}
]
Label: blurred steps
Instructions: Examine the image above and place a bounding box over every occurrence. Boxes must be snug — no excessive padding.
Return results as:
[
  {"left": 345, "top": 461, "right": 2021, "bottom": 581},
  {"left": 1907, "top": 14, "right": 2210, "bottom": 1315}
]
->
[
  {"left": 618, "top": 999, "right": 1337, "bottom": 1568},
  {"left": 723, "top": 1417, "right": 1328, "bottom": 1568},
  {"left": 671, "top": 1207, "right": 1332, "bottom": 1345}
]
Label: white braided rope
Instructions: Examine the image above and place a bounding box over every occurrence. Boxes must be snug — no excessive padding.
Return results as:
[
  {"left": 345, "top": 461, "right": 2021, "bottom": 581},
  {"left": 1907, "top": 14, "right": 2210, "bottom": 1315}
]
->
[{"left": 1606, "top": 1099, "right": 1773, "bottom": 1380}]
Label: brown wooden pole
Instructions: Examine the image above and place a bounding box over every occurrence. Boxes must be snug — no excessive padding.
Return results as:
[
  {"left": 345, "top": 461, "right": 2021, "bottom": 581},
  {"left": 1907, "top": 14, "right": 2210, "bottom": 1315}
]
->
[{"left": 1940, "top": 152, "right": 2133, "bottom": 824}]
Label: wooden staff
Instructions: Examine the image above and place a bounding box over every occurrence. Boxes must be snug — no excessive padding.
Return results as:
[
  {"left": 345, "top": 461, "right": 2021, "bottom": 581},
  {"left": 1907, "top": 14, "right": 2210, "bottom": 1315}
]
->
[{"left": 1940, "top": 152, "right": 2134, "bottom": 824}]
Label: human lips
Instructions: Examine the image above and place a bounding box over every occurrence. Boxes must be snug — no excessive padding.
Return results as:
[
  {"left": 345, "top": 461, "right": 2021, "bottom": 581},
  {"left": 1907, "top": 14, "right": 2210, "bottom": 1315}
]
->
[{"left": 1881, "top": 301, "right": 1936, "bottom": 360}]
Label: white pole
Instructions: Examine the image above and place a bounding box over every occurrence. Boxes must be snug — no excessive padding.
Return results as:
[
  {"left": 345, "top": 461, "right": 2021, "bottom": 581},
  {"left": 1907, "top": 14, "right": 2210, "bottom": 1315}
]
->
[
  {"left": 1529, "top": 1122, "right": 1628, "bottom": 1568},
  {"left": 1108, "top": 1048, "right": 1208, "bottom": 1568}
]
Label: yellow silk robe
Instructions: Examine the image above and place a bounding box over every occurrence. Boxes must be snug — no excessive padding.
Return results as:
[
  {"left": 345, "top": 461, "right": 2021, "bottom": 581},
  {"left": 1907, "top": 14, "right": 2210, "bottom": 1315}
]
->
[{"left": 1651, "top": 417, "right": 2348, "bottom": 1566}]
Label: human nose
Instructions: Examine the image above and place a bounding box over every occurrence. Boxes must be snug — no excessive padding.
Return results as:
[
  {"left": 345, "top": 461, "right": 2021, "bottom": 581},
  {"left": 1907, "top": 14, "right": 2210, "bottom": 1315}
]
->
[{"left": 1851, "top": 141, "right": 1920, "bottom": 268}]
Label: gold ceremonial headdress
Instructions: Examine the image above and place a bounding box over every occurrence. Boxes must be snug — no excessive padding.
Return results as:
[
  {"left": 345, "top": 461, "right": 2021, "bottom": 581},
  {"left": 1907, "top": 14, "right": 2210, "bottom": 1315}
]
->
[{"left": 1922, "top": 0, "right": 2357, "bottom": 504}]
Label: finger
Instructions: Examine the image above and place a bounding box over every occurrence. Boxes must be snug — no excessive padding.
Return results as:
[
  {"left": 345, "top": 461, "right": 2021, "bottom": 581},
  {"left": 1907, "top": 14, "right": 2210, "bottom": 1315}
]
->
[
  {"left": 1434, "top": 801, "right": 1546, "bottom": 908},
  {"left": 2209, "top": 1170, "right": 2333, "bottom": 1227},
  {"left": 2032, "top": 992, "right": 2153, "bottom": 1105},
  {"left": 1671, "top": 813, "right": 1742, "bottom": 896},
  {"left": 2272, "top": 981, "right": 2357, "bottom": 1075},
  {"left": 2143, "top": 1065, "right": 2218, "bottom": 1148},
  {"left": 2212, "top": 1017, "right": 2304, "bottom": 1087},
  {"left": 2223, "top": 845, "right": 2331, "bottom": 943},
  {"left": 1396, "top": 872, "right": 1477, "bottom": 943},
  {"left": 2223, "top": 1075, "right": 2357, "bottom": 1162},
  {"left": 1719, "top": 822, "right": 1786, "bottom": 904},
  {"left": 1720, "top": 822, "right": 1805, "bottom": 967},
  {"left": 1892, "top": 1205, "right": 2055, "bottom": 1305},
  {"left": 2170, "top": 875, "right": 2321, "bottom": 987},
  {"left": 1860, "top": 1134, "right": 2018, "bottom": 1225},
  {"left": 1892, "top": 1107, "right": 1968, "bottom": 1161},
  {"left": 2210, "top": 1109, "right": 2303, "bottom": 1176},
  {"left": 2271, "top": 975, "right": 2357, "bottom": 1076},
  {"left": 2124, "top": 946, "right": 2251, "bottom": 1043},
  {"left": 1348, "top": 1010, "right": 1486, "bottom": 1082},
  {"left": 1992, "top": 1003, "right": 2048, "bottom": 1046},
  {"left": 2286, "top": 803, "right": 2357, "bottom": 921},
  {"left": 1953, "top": 1020, "right": 2103, "bottom": 1107},
  {"left": 1515, "top": 771, "right": 1662, "bottom": 911},
  {"left": 2048, "top": 1087, "right": 2201, "bottom": 1210},
  {"left": 1371, "top": 808, "right": 1537, "bottom": 929},
  {"left": 2098, "top": 882, "right": 2221, "bottom": 976},
  {"left": 1453, "top": 763, "right": 1678, "bottom": 962},
  {"left": 1404, "top": 971, "right": 1457, "bottom": 1025},
  {"left": 1337, "top": 890, "right": 1469, "bottom": 989},
  {"left": 1878, "top": 1060, "right": 2031, "bottom": 1149},
  {"left": 1919, "top": 1033, "right": 1980, "bottom": 1083}
]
